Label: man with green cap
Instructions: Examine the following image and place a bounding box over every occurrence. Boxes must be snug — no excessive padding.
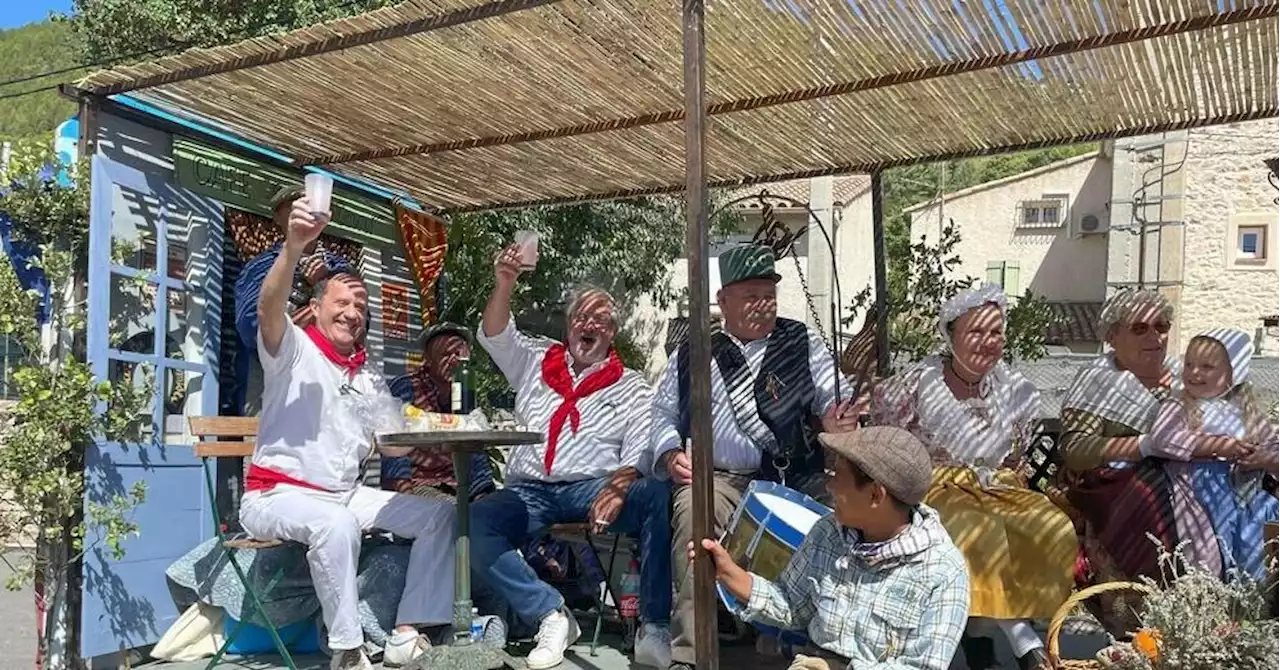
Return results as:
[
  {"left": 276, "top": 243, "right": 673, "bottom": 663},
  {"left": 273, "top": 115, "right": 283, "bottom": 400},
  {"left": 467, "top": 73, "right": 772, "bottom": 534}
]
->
[
  {"left": 650, "top": 242, "right": 862, "bottom": 669},
  {"left": 231, "top": 184, "right": 354, "bottom": 415}
]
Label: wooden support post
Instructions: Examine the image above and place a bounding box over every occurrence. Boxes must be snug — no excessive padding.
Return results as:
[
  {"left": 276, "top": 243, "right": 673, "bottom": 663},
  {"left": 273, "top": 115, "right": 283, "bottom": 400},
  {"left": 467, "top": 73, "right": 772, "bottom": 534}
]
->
[
  {"left": 871, "top": 170, "right": 890, "bottom": 377},
  {"left": 682, "top": 0, "right": 717, "bottom": 667}
]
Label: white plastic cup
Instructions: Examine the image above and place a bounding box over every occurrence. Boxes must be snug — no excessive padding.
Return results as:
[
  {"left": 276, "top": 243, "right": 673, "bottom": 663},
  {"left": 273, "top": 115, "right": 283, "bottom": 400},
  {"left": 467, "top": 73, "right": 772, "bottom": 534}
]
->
[
  {"left": 514, "top": 230, "right": 539, "bottom": 271},
  {"left": 305, "top": 173, "right": 334, "bottom": 216}
]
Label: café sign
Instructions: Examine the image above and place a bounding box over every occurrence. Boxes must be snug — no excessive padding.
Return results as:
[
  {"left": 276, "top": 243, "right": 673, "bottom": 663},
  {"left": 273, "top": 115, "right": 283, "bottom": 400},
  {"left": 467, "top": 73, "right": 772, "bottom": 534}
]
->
[{"left": 173, "top": 136, "right": 396, "bottom": 247}]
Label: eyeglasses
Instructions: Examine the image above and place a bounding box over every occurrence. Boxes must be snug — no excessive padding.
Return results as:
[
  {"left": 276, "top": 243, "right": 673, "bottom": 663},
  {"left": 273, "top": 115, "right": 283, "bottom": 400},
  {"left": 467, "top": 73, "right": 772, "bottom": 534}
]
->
[{"left": 1128, "top": 321, "right": 1171, "bottom": 336}]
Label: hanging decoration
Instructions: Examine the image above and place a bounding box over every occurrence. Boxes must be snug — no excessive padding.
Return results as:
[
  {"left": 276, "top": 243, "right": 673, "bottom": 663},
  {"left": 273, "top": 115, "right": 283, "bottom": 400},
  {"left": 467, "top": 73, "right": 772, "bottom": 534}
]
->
[{"left": 394, "top": 203, "right": 449, "bottom": 324}]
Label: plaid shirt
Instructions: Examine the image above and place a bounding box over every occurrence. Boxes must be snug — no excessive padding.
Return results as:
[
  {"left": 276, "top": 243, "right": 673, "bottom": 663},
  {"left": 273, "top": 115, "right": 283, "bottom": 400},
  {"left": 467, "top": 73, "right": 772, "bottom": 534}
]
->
[{"left": 740, "top": 505, "right": 969, "bottom": 670}]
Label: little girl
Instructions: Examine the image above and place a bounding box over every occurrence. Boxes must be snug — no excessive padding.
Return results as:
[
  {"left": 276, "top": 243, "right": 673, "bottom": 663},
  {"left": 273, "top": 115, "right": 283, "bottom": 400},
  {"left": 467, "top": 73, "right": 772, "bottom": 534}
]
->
[{"left": 1150, "top": 329, "right": 1279, "bottom": 580}]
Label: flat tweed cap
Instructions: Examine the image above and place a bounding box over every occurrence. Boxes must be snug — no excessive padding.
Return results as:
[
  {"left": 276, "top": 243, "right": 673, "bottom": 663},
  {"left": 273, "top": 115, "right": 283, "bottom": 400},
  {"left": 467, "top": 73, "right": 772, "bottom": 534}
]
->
[{"left": 818, "top": 426, "right": 933, "bottom": 506}]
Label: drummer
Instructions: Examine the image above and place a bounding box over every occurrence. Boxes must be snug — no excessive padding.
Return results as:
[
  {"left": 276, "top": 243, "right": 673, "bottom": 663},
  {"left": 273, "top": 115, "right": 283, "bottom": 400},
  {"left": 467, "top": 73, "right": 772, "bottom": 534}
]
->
[
  {"left": 238, "top": 199, "right": 456, "bottom": 670},
  {"left": 467, "top": 244, "right": 673, "bottom": 670},
  {"left": 696, "top": 426, "right": 969, "bottom": 670},
  {"left": 651, "top": 243, "right": 861, "bottom": 670}
]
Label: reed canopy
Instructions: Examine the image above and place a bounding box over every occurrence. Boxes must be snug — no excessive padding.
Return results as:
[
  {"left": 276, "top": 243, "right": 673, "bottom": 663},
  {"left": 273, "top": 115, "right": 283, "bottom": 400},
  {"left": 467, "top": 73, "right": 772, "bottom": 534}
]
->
[{"left": 74, "top": 0, "right": 1278, "bottom": 213}]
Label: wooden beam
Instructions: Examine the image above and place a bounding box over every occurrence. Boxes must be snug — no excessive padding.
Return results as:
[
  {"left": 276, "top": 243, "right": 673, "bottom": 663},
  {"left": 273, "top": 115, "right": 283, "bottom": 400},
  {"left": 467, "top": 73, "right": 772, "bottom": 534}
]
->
[
  {"left": 81, "top": 0, "right": 561, "bottom": 96},
  {"left": 436, "top": 105, "right": 1280, "bottom": 213},
  {"left": 682, "top": 0, "right": 717, "bottom": 665},
  {"left": 301, "top": 3, "right": 1277, "bottom": 166},
  {"left": 870, "top": 171, "right": 890, "bottom": 377}
]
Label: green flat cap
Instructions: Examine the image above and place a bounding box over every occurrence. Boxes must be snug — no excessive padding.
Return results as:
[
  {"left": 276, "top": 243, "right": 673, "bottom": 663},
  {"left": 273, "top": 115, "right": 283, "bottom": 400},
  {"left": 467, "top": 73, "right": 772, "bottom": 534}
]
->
[
  {"left": 270, "top": 185, "right": 305, "bottom": 211},
  {"left": 718, "top": 243, "right": 780, "bottom": 287}
]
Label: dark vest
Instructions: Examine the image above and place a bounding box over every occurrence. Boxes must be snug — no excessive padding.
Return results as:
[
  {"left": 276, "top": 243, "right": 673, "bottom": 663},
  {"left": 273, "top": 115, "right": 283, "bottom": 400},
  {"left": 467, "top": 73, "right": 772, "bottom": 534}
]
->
[{"left": 675, "top": 318, "right": 824, "bottom": 484}]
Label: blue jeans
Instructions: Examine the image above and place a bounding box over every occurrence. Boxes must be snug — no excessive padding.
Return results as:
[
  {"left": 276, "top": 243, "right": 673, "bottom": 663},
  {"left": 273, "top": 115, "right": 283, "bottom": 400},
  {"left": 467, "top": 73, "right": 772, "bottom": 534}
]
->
[{"left": 468, "top": 476, "right": 673, "bottom": 627}]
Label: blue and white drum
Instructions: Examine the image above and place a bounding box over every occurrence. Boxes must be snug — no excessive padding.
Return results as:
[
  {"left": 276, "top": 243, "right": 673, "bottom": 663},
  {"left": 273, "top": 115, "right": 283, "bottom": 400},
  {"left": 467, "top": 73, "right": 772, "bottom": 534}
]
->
[{"left": 717, "top": 480, "right": 831, "bottom": 644}]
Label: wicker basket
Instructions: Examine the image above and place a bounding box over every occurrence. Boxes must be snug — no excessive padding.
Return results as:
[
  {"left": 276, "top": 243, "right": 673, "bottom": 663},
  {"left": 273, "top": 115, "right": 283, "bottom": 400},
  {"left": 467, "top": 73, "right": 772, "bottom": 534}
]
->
[{"left": 1046, "top": 581, "right": 1156, "bottom": 669}]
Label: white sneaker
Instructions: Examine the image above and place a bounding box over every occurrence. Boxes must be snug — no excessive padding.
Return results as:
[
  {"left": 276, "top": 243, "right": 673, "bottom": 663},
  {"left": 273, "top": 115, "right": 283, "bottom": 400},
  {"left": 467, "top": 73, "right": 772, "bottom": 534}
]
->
[
  {"left": 526, "top": 608, "right": 582, "bottom": 670},
  {"left": 383, "top": 630, "right": 431, "bottom": 668},
  {"left": 329, "top": 648, "right": 373, "bottom": 670},
  {"left": 633, "top": 623, "right": 672, "bottom": 668}
]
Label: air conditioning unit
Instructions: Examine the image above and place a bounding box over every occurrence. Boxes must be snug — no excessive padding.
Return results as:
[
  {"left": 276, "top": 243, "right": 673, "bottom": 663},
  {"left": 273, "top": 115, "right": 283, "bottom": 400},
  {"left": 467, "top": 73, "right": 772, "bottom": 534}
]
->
[{"left": 1076, "top": 213, "right": 1109, "bottom": 236}]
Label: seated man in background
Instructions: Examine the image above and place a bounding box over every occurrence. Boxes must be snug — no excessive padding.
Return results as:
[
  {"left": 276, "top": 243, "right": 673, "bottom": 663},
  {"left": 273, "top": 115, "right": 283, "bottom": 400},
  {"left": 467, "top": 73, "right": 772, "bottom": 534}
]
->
[
  {"left": 697, "top": 427, "right": 969, "bottom": 670},
  {"left": 231, "top": 185, "right": 353, "bottom": 416},
  {"left": 468, "top": 244, "right": 673, "bottom": 670},
  {"left": 384, "top": 322, "right": 495, "bottom": 501},
  {"left": 238, "top": 198, "right": 454, "bottom": 670}
]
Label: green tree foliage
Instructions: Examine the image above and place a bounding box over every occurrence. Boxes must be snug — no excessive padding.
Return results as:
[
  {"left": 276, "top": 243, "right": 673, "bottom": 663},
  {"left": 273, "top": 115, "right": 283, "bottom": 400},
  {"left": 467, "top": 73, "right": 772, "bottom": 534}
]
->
[
  {"left": 0, "top": 137, "right": 150, "bottom": 604},
  {"left": 845, "top": 221, "right": 1056, "bottom": 366},
  {"left": 0, "top": 21, "right": 78, "bottom": 140},
  {"left": 67, "top": 0, "right": 397, "bottom": 64},
  {"left": 440, "top": 197, "right": 738, "bottom": 404}
]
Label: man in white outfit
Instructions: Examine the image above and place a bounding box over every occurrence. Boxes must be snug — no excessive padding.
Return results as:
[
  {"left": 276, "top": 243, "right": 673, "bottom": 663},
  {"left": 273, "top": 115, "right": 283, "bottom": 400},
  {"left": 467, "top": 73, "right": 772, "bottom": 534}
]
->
[{"left": 238, "top": 197, "right": 455, "bottom": 670}]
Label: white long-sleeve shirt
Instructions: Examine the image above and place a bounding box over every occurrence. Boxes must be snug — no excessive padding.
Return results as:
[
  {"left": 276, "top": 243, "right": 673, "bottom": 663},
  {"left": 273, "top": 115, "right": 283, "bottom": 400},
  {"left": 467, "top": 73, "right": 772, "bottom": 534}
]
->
[
  {"left": 252, "top": 323, "right": 383, "bottom": 492},
  {"left": 478, "top": 320, "right": 653, "bottom": 483},
  {"left": 650, "top": 325, "right": 842, "bottom": 477}
]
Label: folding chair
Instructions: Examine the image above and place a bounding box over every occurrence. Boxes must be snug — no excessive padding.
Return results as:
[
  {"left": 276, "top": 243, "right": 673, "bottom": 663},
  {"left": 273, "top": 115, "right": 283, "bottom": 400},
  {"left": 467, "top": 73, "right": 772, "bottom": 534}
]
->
[
  {"left": 189, "top": 416, "right": 301, "bottom": 670},
  {"left": 547, "top": 523, "right": 630, "bottom": 656}
]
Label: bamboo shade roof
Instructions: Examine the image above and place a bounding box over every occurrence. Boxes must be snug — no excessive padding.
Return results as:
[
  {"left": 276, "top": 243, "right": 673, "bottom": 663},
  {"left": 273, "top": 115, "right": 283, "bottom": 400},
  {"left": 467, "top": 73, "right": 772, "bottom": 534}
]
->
[{"left": 74, "top": 0, "right": 1279, "bottom": 213}]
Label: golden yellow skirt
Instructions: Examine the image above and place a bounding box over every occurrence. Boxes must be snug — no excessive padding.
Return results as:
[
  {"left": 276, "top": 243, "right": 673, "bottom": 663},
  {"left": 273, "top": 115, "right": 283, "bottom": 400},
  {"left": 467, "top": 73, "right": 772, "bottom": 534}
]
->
[{"left": 925, "top": 466, "right": 1078, "bottom": 620}]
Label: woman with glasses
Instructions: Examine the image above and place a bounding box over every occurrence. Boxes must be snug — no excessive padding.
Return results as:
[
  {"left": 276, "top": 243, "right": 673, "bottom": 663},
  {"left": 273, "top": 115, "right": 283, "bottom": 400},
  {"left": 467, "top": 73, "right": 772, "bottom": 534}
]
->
[
  {"left": 872, "top": 284, "right": 1076, "bottom": 670},
  {"left": 1058, "top": 289, "right": 1222, "bottom": 636}
]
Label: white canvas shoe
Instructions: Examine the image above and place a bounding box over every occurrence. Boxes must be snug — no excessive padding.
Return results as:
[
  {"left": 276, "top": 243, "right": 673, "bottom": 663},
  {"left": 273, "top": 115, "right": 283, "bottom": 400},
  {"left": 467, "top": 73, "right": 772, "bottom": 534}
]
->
[
  {"left": 633, "top": 623, "right": 673, "bottom": 668},
  {"left": 329, "top": 647, "right": 373, "bottom": 670},
  {"left": 525, "top": 608, "right": 582, "bottom": 670},
  {"left": 383, "top": 630, "right": 431, "bottom": 668}
]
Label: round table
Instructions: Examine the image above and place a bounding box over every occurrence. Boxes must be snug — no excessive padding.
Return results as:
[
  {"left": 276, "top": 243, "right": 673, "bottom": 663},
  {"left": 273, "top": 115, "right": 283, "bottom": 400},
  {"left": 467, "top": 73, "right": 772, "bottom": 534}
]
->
[{"left": 376, "top": 430, "right": 541, "bottom": 670}]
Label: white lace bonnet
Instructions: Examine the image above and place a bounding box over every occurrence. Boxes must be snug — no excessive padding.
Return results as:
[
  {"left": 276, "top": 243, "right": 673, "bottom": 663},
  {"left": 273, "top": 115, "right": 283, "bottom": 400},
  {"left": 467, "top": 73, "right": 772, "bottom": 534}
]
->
[{"left": 937, "top": 283, "right": 1008, "bottom": 350}]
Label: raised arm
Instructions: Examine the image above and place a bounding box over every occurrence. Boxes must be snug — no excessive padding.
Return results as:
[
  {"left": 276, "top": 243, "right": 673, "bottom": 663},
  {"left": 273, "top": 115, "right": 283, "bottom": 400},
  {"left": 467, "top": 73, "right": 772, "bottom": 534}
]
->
[
  {"left": 481, "top": 244, "right": 522, "bottom": 338},
  {"left": 258, "top": 199, "right": 328, "bottom": 357}
]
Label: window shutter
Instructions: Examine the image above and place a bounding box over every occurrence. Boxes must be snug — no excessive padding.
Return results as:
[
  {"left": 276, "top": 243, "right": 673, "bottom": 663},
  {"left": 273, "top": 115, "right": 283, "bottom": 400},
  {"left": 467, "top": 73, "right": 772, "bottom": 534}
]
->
[
  {"left": 1004, "top": 261, "right": 1021, "bottom": 295},
  {"left": 986, "top": 261, "right": 1004, "bottom": 287}
]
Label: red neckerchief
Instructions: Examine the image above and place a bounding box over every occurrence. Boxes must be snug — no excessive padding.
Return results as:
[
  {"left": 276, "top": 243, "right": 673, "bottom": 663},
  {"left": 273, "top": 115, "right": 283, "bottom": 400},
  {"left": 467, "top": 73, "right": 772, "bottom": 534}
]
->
[
  {"left": 540, "top": 343, "right": 624, "bottom": 475},
  {"left": 303, "top": 324, "right": 367, "bottom": 379}
]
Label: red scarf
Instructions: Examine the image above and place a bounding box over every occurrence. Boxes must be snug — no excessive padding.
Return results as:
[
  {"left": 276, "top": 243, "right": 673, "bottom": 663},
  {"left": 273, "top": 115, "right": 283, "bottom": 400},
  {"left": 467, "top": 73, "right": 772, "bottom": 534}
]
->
[
  {"left": 304, "top": 324, "right": 367, "bottom": 379},
  {"left": 540, "top": 343, "right": 623, "bottom": 475}
]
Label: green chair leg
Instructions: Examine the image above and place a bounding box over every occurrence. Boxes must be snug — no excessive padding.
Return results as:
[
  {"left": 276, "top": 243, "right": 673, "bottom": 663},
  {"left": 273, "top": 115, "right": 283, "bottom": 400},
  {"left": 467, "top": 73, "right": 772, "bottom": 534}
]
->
[
  {"left": 581, "top": 532, "right": 623, "bottom": 656},
  {"left": 224, "top": 552, "right": 298, "bottom": 670}
]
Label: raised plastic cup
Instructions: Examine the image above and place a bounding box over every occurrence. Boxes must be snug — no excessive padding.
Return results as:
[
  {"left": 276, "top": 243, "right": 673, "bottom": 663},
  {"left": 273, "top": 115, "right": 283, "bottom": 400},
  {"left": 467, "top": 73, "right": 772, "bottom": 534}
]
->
[
  {"left": 514, "top": 229, "right": 539, "bottom": 271},
  {"left": 305, "top": 173, "right": 334, "bottom": 216}
]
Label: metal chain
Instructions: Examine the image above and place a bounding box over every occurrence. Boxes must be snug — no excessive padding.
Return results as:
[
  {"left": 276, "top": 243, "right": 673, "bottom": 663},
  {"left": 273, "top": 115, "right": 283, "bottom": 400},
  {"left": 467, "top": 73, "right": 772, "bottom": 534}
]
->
[{"left": 790, "top": 244, "right": 827, "bottom": 345}]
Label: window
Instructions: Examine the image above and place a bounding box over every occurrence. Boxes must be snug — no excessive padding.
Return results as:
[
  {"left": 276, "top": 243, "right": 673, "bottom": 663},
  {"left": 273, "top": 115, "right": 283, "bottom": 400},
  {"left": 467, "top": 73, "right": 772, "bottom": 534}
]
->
[
  {"left": 1017, "top": 198, "right": 1066, "bottom": 229},
  {"left": 985, "top": 260, "right": 1021, "bottom": 294},
  {"left": 1239, "top": 226, "right": 1265, "bottom": 260},
  {"left": 1226, "top": 213, "right": 1276, "bottom": 270}
]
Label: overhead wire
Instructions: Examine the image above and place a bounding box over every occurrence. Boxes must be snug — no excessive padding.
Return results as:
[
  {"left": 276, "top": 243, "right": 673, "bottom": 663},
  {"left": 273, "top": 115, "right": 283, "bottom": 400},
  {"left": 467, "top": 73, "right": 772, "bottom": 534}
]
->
[{"left": 0, "top": 0, "right": 368, "bottom": 102}]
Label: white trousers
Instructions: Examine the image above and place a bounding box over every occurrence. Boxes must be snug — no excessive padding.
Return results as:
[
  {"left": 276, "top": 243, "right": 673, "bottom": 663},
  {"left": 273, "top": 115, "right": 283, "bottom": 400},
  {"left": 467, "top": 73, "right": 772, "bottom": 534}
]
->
[{"left": 240, "top": 484, "right": 455, "bottom": 651}]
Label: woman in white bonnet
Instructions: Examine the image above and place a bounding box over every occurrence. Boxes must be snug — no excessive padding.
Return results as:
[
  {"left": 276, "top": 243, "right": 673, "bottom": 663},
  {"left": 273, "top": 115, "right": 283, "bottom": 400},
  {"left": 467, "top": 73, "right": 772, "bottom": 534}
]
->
[{"left": 872, "top": 283, "right": 1077, "bottom": 670}]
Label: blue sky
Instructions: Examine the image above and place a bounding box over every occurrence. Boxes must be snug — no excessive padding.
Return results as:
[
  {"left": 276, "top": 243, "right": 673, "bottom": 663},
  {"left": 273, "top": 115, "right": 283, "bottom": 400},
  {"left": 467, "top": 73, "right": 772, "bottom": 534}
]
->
[{"left": 0, "top": 0, "right": 73, "bottom": 30}]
